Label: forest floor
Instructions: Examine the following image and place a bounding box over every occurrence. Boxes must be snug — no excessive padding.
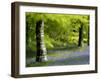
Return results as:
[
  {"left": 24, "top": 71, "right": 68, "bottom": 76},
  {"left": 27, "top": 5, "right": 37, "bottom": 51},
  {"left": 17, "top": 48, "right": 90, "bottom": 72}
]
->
[{"left": 26, "top": 46, "right": 89, "bottom": 67}]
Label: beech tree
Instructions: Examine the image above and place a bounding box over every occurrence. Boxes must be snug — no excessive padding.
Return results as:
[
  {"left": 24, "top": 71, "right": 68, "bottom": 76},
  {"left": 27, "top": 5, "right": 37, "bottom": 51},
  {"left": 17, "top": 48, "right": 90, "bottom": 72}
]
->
[
  {"left": 26, "top": 12, "right": 89, "bottom": 60},
  {"left": 78, "top": 23, "right": 83, "bottom": 47},
  {"left": 36, "top": 19, "right": 47, "bottom": 62}
]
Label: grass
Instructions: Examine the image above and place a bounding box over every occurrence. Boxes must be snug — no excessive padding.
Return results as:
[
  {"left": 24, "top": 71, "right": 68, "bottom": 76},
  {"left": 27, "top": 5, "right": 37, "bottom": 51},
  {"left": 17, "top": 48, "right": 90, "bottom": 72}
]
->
[
  {"left": 26, "top": 60, "right": 53, "bottom": 67},
  {"left": 26, "top": 44, "right": 87, "bottom": 58},
  {"left": 26, "top": 50, "right": 36, "bottom": 58},
  {"left": 47, "top": 52, "right": 61, "bottom": 57}
]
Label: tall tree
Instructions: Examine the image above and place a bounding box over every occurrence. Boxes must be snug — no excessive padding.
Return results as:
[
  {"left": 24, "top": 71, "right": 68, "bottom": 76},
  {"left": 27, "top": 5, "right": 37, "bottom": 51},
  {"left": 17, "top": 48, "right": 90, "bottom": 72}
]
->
[
  {"left": 78, "top": 23, "right": 83, "bottom": 47},
  {"left": 87, "top": 26, "right": 89, "bottom": 45},
  {"left": 36, "top": 19, "right": 48, "bottom": 62}
]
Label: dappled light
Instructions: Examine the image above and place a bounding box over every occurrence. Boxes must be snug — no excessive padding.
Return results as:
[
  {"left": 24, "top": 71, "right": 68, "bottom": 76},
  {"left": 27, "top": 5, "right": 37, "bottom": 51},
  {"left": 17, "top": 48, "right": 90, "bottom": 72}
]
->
[{"left": 26, "top": 12, "right": 90, "bottom": 67}]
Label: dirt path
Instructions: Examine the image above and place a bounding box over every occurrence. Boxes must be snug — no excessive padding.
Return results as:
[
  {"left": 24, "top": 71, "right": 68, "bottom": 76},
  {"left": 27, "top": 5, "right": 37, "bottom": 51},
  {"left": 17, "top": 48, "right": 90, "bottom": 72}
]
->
[
  {"left": 26, "top": 46, "right": 89, "bottom": 66},
  {"left": 47, "top": 46, "right": 89, "bottom": 66}
]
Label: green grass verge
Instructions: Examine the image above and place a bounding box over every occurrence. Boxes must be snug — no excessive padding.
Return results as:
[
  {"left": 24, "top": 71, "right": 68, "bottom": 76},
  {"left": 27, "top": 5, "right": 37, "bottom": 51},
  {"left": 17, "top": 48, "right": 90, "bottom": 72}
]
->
[{"left": 26, "top": 60, "right": 53, "bottom": 67}]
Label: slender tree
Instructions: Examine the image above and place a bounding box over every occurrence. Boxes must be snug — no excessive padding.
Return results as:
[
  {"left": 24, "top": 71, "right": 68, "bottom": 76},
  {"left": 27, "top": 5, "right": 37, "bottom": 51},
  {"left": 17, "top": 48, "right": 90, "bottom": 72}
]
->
[
  {"left": 36, "top": 19, "right": 48, "bottom": 62},
  {"left": 78, "top": 23, "right": 83, "bottom": 47},
  {"left": 87, "top": 26, "right": 89, "bottom": 45}
]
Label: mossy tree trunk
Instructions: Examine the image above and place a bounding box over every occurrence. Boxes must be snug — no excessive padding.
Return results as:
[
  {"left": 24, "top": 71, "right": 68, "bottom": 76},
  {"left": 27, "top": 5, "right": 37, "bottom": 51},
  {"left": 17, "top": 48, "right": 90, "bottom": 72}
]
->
[
  {"left": 36, "top": 19, "right": 48, "bottom": 62},
  {"left": 78, "top": 24, "right": 83, "bottom": 47}
]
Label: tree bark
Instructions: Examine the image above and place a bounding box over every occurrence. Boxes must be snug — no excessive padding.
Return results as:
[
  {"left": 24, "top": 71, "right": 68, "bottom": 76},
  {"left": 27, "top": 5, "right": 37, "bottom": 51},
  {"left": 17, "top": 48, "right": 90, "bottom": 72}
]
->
[
  {"left": 78, "top": 24, "right": 83, "bottom": 47},
  {"left": 87, "top": 26, "right": 89, "bottom": 45},
  {"left": 36, "top": 20, "right": 48, "bottom": 62}
]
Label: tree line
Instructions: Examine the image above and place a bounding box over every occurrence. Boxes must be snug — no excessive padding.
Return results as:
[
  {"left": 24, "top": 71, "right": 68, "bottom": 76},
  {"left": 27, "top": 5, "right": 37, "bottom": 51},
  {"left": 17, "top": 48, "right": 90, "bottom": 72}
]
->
[
  {"left": 26, "top": 13, "right": 90, "bottom": 62},
  {"left": 26, "top": 13, "right": 89, "bottom": 51}
]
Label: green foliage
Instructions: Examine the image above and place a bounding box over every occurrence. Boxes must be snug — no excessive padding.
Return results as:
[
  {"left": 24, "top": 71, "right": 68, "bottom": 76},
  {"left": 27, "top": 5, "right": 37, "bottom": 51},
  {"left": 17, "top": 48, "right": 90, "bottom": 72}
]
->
[{"left": 26, "top": 12, "right": 89, "bottom": 51}]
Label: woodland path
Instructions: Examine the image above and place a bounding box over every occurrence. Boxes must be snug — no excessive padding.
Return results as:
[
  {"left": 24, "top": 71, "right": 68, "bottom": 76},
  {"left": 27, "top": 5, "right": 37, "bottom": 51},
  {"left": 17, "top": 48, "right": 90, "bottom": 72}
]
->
[{"left": 26, "top": 46, "right": 89, "bottom": 66}]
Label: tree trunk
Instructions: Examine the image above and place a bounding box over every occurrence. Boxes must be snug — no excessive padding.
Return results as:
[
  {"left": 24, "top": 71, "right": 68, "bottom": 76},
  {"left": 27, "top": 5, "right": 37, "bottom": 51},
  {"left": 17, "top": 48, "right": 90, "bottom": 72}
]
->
[
  {"left": 36, "top": 20, "right": 48, "bottom": 62},
  {"left": 78, "top": 24, "right": 83, "bottom": 47},
  {"left": 87, "top": 26, "right": 89, "bottom": 45}
]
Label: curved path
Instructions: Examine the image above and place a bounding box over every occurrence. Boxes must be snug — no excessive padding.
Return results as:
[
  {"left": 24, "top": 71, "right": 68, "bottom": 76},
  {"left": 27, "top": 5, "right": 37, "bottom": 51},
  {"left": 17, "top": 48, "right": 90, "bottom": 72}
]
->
[
  {"left": 26, "top": 46, "right": 89, "bottom": 66},
  {"left": 47, "top": 46, "right": 89, "bottom": 66}
]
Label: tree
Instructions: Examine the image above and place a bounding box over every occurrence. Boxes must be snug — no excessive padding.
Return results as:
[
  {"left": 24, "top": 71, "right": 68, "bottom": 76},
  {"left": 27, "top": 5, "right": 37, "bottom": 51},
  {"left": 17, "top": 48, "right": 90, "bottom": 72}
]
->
[
  {"left": 36, "top": 19, "right": 48, "bottom": 62},
  {"left": 78, "top": 23, "right": 83, "bottom": 47},
  {"left": 87, "top": 26, "right": 89, "bottom": 45},
  {"left": 26, "top": 13, "right": 90, "bottom": 60}
]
